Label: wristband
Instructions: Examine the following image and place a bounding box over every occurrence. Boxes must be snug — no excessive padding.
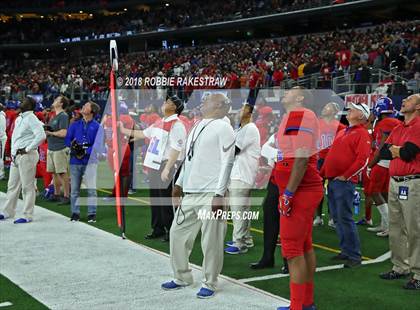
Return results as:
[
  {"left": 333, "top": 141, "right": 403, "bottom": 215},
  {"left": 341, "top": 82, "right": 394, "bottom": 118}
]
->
[{"left": 284, "top": 189, "right": 294, "bottom": 197}]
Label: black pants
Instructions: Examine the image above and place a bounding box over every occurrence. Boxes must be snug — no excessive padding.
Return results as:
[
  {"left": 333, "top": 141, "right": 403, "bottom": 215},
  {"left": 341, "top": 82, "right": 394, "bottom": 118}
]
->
[
  {"left": 259, "top": 180, "right": 280, "bottom": 264},
  {"left": 148, "top": 163, "right": 178, "bottom": 234}
]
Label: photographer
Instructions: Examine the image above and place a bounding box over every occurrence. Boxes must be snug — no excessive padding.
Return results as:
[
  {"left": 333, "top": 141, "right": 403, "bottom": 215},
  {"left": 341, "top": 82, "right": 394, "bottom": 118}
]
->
[
  {"left": 45, "top": 95, "right": 70, "bottom": 204},
  {"left": 65, "top": 101, "right": 104, "bottom": 223},
  {"left": 0, "top": 97, "right": 46, "bottom": 223}
]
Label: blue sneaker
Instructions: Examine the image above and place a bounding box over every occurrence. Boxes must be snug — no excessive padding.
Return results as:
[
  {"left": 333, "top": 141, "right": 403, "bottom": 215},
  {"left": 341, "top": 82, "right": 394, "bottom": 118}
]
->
[
  {"left": 13, "top": 218, "right": 32, "bottom": 224},
  {"left": 226, "top": 241, "right": 233, "bottom": 246},
  {"left": 277, "top": 305, "right": 316, "bottom": 310},
  {"left": 196, "top": 287, "right": 215, "bottom": 299},
  {"left": 0, "top": 214, "right": 6, "bottom": 220},
  {"left": 225, "top": 245, "right": 248, "bottom": 254},
  {"left": 161, "top": 280, "right": 186, "bottom": 291}
]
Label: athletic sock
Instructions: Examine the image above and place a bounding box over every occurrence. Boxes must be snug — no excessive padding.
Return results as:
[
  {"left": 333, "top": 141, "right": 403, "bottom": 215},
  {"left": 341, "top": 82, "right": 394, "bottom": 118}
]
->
[
  {"left": 290, "top": 282, "right": 305, "bottom": 310},
  {"left": 377, "top": 203, "right": 389, "bottom": 229},
  {"left": 303, "top": 282, "right": 314, "bottom": 306}
]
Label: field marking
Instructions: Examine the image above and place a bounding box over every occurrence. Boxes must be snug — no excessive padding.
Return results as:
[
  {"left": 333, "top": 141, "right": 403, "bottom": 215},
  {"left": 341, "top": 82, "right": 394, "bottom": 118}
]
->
[
  {"left": 0, "top": 191, "right": 289, "bottom": 309},
  {"left": 238, "top": 251, "right": 391, "bottom": 284},
  {"left": 0, "top": 302, "right": 13, "bottom": 307},
  {"left": 97, "top": 188, "right": 373, "bottom": 260}
]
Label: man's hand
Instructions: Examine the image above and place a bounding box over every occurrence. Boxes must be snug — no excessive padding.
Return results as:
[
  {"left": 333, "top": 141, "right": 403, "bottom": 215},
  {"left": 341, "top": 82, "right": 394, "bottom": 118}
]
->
[
  {"left": 278, "top": 190, "right": 294, "bottom": 217},
  {"left": 389, "top": 145, "right": 401, "bottom": 158},
  {"left": 16, "top": 148, "right": 28, "bottom": 156},
  {"left": 211, "top": 195, "right": 225, "bottom": 220},
  {"left": 172, "top": 185, "right": 183, "bottom": 209},
  {"left": 161, "top": 167, "right": 170, "bottom": 182},
  {"left": 334, "top": 176, "right": 347, "bottom": 181}
]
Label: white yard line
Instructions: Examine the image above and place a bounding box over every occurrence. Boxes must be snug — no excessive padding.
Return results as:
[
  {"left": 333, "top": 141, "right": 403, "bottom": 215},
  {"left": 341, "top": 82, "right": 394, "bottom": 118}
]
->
[
  {"left": 0, "top": 302, "right": 13, "bottom": 307},
  {"left": 239, "top": 251, "right": 391, "bottom": 284},
  {"left": 0, "top": 192, "right": 288, "bottom": 310}
]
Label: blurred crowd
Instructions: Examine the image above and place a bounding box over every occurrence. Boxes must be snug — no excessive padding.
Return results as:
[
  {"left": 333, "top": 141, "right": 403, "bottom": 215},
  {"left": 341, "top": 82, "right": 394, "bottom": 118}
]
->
[
  {"left": 1, "top": 20, "right": 419, "bottom": 104},
  {"left": 2, "top": 0, "right": 339, "bottom": 44}
]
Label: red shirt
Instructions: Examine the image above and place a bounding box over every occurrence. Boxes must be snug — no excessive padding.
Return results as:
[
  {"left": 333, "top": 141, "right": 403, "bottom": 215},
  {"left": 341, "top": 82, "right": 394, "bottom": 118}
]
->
[
  {"left": 274, "top": 108, "right": 322, "bottom": 190},
  {"left": 318, "top": 119, "right": 346, "bottom": 160},
  {"left": 104, "top": 114, "right": 134, "bottom": 148},
  {"left": 386, "top": 116, "right": 420, "bottom": 177},
  {"left": 372, "top": 117, "right": 401, "bottom": 151},
  {"left": 322, "top": 124, "right": 371, "bottom": 183}
]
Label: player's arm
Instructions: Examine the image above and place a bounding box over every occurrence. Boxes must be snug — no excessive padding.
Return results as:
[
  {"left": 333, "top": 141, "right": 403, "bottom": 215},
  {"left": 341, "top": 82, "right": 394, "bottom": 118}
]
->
[
  {"left": 339, "top": 133, "right": 371, "bottom": 180},
  {"left": 119, "top": 122, "right": 146, "bottom": 140},
  {"left": 368, "top": 130, "right": 389, "bottom": 168},
  {"left": 285, "top": 148, "right": 310, "bottom": 194}
]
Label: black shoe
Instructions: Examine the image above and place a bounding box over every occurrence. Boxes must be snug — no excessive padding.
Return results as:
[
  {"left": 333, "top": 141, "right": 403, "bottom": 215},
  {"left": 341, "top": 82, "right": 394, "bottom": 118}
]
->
[
  {"left": 58, "top": 197, "right": 70, "bottom": 205},
  {"left": 48, "top": 195, "right": 61, "bottom": 202},
  {"left": 343, "top": 259, "right": 361, "bottom": 268},
  {"left": 380, "top": 270, "right": 410, "bottom": 280},
  {"left": 331, "top": 253, "right": 349, "bottom": 261},
  {"left": 87, "top": 214, "right": 96, "bottom": 223},
  {"left": 403, "top": 279, "right": 420, "bottom": 290},
  {"left": 145, "top": 231, "right": 165, "bottom": 239},
  {"left": 70, "top": 213, "right": 80, "bottom": 222},
  {"left": 162, "top": 232, "right": 169, "bottom": 242},
  {"left": 249, "top": 261, "right": 274, "bottom": 270},
  {"left": 281, "top": 264, "right": 289, "bottom": 274}
]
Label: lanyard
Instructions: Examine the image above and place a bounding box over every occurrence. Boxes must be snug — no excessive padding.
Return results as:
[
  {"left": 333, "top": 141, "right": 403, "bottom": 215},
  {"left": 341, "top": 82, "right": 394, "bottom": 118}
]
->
[{"left": 187, "top": 119, "right": 216, "bottom": 161}]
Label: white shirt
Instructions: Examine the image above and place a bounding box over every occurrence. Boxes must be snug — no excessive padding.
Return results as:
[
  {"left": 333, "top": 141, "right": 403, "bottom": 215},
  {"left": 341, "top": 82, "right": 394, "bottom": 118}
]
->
[
  {"left": 0, "top": 111, "right": 6, "bottom": 140},
  {"left": 261, "top": 133, "right": 278, "bottom": 167},
  {"left": 11, "top": 111, "right": 46, "bottom": 156},
  {"left": 230, "top": 122, "right": 261, "bottom": 187},
  {"left": 143, "top": 114, "right": 187, "bottom": 161},
  {"left": 176, "top": 118, "right": 235, "bottom": 196}
]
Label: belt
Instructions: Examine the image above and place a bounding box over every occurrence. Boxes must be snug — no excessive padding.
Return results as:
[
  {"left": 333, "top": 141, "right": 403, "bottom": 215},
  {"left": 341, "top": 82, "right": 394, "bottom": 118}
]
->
[{"left": 392, "top": 175, "right": 420, "bottom": 182}]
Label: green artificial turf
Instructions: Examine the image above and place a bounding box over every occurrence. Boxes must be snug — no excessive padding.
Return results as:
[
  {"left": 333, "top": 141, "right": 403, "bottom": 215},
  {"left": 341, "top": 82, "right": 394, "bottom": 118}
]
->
[
  {"left": 1, "top": 174, "right": 418, "bottom": 310},
  {"left": 0, "top": 274, "right": 47, "bottom": 310}
]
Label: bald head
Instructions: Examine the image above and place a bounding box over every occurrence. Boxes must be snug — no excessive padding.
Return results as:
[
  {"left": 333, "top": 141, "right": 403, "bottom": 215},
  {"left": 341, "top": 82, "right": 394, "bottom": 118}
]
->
[{"left": 200, "top": 93, "right": 231, "bottom": 119}]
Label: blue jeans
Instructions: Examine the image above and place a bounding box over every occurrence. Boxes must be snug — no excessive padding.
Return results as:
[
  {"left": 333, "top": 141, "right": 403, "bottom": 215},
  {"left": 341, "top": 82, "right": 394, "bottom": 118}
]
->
[
  {"left": 328, "top": 179, "right": 361, "bottom": 261},
  {"left": 70, "top": 164, "right": 97, "bottom": 216}
]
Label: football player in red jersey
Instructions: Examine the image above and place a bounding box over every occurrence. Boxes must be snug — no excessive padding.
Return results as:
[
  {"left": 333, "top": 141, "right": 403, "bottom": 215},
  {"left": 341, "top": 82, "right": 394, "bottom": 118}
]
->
[
  {"left": 103, "top": 104, "right": 134, "bottom": 198},
  {"left": 366, "top": 97, "right": 401, "bottom": 237},
  {"left": 275, "top": 87, "right": 323, "bottom": 310},
  {"left": 313, "top": 102, "right": 345, "bottom": 227}
]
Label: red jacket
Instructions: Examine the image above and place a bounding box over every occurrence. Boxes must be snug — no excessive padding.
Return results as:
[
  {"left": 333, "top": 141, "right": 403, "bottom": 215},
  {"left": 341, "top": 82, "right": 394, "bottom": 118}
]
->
[
  {"left": 321, "top": 124, "right": 371, "bottom": 183},
  {"left": 386, "top": 116, "right": 420, "bottom": 177}
]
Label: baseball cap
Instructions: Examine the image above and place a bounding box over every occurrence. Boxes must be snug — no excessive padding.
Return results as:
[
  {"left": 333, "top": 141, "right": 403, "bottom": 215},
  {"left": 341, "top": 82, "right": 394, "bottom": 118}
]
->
[
  {"left": 349, "top": 102, "right": 370, "bottom": 119},
  {"left": 167, "top": 94, "right": 184, "bottom": 115}
]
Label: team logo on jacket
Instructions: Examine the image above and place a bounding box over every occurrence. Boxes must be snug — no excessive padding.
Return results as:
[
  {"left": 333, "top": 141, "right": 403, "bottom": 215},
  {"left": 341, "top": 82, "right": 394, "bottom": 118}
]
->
[{"left": 277, "top": 149, "right": 284, "bottom": 161}]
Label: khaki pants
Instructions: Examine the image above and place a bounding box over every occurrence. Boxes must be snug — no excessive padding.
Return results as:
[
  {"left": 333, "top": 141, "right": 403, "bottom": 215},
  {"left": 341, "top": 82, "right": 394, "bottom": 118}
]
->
[
  {"left": 229, "top": 179, "right": 252, "bottom": 249},
  {"left": 0, "top": 136, "right": 6, "bottom": 178},
  {"left": 2, "top": 150, "right": 39, "bottom": 220},
  {"left": 170, "top": 192, "right": 227, "bottom": 291},
  {"left": 388, "top": 177, "right": 420, "bottom": 280}
]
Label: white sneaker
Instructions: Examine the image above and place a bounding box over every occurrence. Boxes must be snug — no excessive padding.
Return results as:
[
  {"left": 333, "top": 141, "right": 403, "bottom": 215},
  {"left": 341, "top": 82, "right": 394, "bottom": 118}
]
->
[
  {"left": 313, "top": 216, "right": 324, "bottom": 226},
  {"left": 245, "top": 239, "right": 254, "bottom": 248},
  {"left": 376, "top": 230, "right": 389, "bottom": 237},
  {"left": 367, "top": 226, "right": 384, "bottom": 233},
  {"left": 328, "top": 219, "right": 336, "bottom": 228},
  {"left": 366, "top": 219, "right": 373, "bottom": 226}
]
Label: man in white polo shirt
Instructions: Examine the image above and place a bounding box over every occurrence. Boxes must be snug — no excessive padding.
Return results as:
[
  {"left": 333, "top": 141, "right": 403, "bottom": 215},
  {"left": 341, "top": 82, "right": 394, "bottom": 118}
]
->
[
  {"left": 161, "top": 93, "right": 235, "bottom": 299},
  {"left": 0, "top": 103, "right": 6, "bottom": 180},
  {"left": 225, "top": 102, "right": 261, "bottom": 254},
  {"left": 120, "top": 95, "right": 187, "bottom": 241},
  {"left": 0, "top": 97, "right": 46, "bottom": 223}
]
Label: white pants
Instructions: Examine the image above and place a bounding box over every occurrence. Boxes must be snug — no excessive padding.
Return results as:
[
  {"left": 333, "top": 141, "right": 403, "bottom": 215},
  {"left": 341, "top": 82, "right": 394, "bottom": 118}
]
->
[
  {"left": 2, "top": 150, "right": 39, "bottom": 220},
  {"left": 229, "top": 179, "right": 252, "bottom": 248},
  {"left": 170, "top": 192, "right": 227, "bottom": 291},
  {"left": 0, "top": 136, "right": 6, "bottom": 178}
]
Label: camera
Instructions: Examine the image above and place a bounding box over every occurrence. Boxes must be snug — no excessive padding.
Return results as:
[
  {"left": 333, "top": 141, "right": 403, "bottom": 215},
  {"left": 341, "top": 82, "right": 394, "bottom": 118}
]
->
[{"left": 70, "top": 140, "right": 89, "bottom": 159}]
